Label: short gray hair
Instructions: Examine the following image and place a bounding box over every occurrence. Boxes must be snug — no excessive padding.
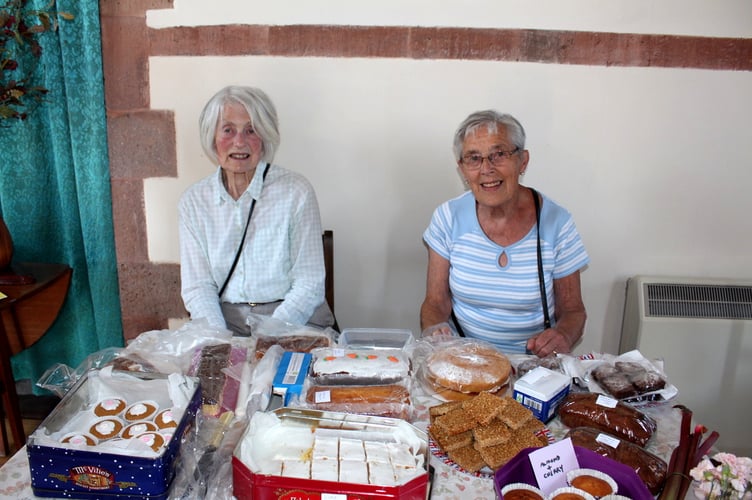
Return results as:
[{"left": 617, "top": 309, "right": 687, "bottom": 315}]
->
[
  {"left": 452, "top": 110, "right": 526, "bottom": 161},
  {"left": 199, "top": 86, "right": 281, "bottom": 165}
]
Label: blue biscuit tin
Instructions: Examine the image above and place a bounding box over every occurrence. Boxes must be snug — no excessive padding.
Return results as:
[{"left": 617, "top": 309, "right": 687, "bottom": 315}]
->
[{"left": 27, "top": 369, "right": 201, "bottom": 499}]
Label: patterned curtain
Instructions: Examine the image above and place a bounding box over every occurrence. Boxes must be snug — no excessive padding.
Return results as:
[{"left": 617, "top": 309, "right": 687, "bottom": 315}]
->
[{"left": 0, "top": 0, "right": 123, "bottom": 394}]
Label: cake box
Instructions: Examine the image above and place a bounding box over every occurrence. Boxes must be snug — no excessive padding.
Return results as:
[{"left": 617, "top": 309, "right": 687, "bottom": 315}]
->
[
  {"left": 272, "top": 351, "right": 313, "bottom": 405},
  {"left": 26, "top": 369, "right": 201, "bottom": 499},
  {"left": 232, "top": 407, "right": 430, "bottom": 500},
  {"left": 513, "top": 366, "right": 571, "bottom": 422}
]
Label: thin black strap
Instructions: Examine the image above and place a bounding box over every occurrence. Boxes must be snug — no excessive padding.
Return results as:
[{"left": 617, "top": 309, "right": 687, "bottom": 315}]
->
[
  {"left": 531, "top": 187, "right": 552, "bottom": 329},
  {"left": 218, "top": 163, "right": 270, "bottom": 298},
  {"left": 450, "top": 310, "right": 465, "bottom": 337}
]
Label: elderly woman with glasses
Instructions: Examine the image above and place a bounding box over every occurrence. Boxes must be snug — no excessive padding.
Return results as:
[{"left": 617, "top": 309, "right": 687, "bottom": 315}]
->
[
  {"left": 420, "top": 110, "right": 589, "bottom": 356},
  {"left": 179, "top": 85, "right": 334, "bottom": 335}
]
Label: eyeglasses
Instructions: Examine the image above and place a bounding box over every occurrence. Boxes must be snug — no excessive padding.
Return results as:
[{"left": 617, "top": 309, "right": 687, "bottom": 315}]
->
[{"left": 460, "top": 148, "right": 520, "bottom": 169}]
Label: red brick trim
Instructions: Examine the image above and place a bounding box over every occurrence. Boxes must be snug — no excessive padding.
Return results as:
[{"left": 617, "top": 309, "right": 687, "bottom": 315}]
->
[{"left": 150, "top": 25, "right": 752, "bottom": 70}]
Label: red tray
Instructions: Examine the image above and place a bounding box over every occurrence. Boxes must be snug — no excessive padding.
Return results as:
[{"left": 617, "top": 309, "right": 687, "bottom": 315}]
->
[{"left": 494, "top": 445, "right": 653, "bottom": 500}]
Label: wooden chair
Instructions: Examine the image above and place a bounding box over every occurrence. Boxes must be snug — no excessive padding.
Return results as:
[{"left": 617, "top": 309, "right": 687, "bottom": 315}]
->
[{"left": 322, "top": 230, "right": 339, "bottom": 331}]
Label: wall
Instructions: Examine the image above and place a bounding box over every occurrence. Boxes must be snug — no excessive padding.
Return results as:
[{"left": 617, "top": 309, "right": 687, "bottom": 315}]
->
[{"left": 100, "top": 1, "right": 752, "bottom": 358}]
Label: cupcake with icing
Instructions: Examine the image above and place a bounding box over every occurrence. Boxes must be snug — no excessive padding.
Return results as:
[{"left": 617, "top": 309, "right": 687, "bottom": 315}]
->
[
  {"left": 124, "top": 400, "right": 159, "bottom": 422},
  {"left": 566, "top": 468, "right": 618, "bottom": 498},
  {"left": 134, "top": 431, "right": 165, "bottom": 452},
  {"left": 154, "top": 408, "right": 178, "bottom": 429},
  {"left": 501, "top": 483, "right": 544, "bottom": 499},
  {"left": 89, "top": 417, "right": 124, "bottom": 441},
  {"left": 61, "top": 432, "right": 98, "bottom": 446},
  {"left": 121, "top": 421, "right": 158, "bottom": 439},
  {"left": 93, "top": 397, "right": 127, "bottom": 417}
]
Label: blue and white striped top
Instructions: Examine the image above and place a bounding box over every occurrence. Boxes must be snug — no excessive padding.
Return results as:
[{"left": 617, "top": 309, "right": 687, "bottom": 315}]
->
[{"left": 423, "top": 189, "right": 589, "bottom": 354}]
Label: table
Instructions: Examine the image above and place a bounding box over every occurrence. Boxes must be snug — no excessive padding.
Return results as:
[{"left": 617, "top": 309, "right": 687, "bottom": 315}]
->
[
  {"left": 0, "top": 393, "right": 682, "bottom": 499},
  {"left": 0, "top": 262, "right": 72, "bottom": 456}
]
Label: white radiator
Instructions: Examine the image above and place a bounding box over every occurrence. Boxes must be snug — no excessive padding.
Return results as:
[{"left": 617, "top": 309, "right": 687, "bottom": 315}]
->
[{"left": 619, "top": 275, "right": 752, "bottom": 456}]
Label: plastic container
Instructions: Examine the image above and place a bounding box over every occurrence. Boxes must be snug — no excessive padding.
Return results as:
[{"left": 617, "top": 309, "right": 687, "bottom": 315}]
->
[
  {"left": 494, "top": 446, "right": 653, "bottom": 500},
  {"left": 338, "top": 328, "right": 413, "bottom": 350}
]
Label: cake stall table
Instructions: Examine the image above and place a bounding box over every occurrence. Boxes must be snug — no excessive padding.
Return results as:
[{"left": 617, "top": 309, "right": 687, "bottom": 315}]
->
[{"left": 0, "top": 387, "right": 682, "bottom": 499}]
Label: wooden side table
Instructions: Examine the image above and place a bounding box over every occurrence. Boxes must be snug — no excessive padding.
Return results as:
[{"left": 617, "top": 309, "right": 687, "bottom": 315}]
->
[{"left": 0, "top": 262, "right": 72, "bottom": 456}]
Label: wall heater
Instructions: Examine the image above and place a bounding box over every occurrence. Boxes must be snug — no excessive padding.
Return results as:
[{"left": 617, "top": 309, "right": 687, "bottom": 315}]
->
[{"left": 619, "top": 275, "right": 752, "bottom": 456}]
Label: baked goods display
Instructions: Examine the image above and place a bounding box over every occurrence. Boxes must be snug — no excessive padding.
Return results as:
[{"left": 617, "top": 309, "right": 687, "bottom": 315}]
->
[
  {"left": 134, "top": 431, "right": 166, "bottom": 452},
  {"left": 93, "top": 397, "right": 127, "bottom": 417},
  {"left": 154, "top": 408, "right": 177, "bottom": 429},
  {"left": 54, "top": 392, "right": 182, "bottom": 453},
  {"left": 124, "top": 400, "right": 159, "bottom": 422},
  {"left": 548, "top": 486, "right": 596, "bottom": 499},
  {"left": 305, "top": 383, "right": 412, "bottom": 420},
  {"left": 557, "top": 392, "right": 656, "bottom": 447},
  {"left": 121, "top": 421, "right": 158, "bottom": 439},
  {"left": 515, "top": 354, "right": 564, "bottom": 377},
  {"left": 106, "top": 352, "right": 158, "bottom": 373},
  {"left": 192, "top": 343, "right": 232, "bottom": 416},
  {"left": 566, "top": 468, "right": 618, "bottom": 497},
  {"left": 428, "top": 392, "right": 548, "bottom": 473},
  {"left": 500, "top": 483, "right": 545, "bottom": 499},
  {"left": 590, "top": 361, "right": 667, "bottom": 400},
  {"left": 566, "top": 426, "right": 668, "bottom": 495},
  {"left": 254, "top": 331, "right": 332, "bottom": 360},
  {"left": 422, "top": 339, "right": 511, "bottom": 401},
  {"left": 300, "top": 339, "right": 415, "bottom": 419},
  {"left": 60, "top": 432, "right": 97, "bottom": 446},
  {"left": 309, "top": 347, "right": 411, "bottom": 385},
  {"left": 89, "top": 417, "right": 124, "bottom": 440}
]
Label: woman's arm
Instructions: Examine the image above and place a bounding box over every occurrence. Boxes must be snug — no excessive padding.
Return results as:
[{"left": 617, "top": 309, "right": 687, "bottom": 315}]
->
[
  {"left": 272, "top": 183, "right": 325, "bottom": 326},
  {"left": 526, "top": 270, "right": 587, "bottom": 356},
  {"left": 420, "top": 247, "right": 454, "bottom": 336}
]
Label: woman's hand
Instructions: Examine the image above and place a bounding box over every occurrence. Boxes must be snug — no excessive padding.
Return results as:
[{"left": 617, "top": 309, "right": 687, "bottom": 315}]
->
[
  {"left": 526, "top": 327, "right": 575, "bottom": 357},
  {"left": 526, "top": 271, "right": 587, "bottom": 357},
  {"left": 420, "top": 322, "right": 456, "bottom": 338}
]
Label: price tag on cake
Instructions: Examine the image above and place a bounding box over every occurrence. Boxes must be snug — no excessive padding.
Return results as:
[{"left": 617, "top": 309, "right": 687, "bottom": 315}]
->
[{"left": 528, "top": 437, "right": 578, "bottom": 495}]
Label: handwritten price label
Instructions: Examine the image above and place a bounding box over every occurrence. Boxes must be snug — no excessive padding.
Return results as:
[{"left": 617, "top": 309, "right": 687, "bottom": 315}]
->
[{"left": 528, "top": 437, "right": 578, "bottom": 495}]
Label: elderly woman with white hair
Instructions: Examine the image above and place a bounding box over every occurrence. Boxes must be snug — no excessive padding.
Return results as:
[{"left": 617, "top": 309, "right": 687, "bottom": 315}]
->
[
  {"left": 420, "top": 110, "right": 589, "bottom": 356},
  {"left": 179, "top": 85, "right": 333, "bottom": 334}
]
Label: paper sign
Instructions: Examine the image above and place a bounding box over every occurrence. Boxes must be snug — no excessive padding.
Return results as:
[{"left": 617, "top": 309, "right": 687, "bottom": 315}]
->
[{"left": 528, "top": 437, "right": 579, "bottom": 494}]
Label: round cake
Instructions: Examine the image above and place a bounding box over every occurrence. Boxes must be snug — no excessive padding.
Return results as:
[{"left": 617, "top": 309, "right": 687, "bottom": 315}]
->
[
  {"left": 134, "top": 431, "right": 165, "bottom": 452},
  {"left": 93, "top": 397, "right": 127, "bottom": 417},
  {"left": 425, "top": 342, "right": 511, "bottom": 394},
  {"left": 154, "top": 408, "right": 177, "bottom": 429},
  {"left": 567, "top": 468, "right": 617, "bottom": 498},
  {"left": 124, "top": 400, "right": 158, "bottom": 422},
  {"left": 500, "top": 483, "right": 544, "bottom": 500},
  {"left": 548, "top": 487, "right": 596, "bottom": 500},
  {"left": 121, "top": 421, "right": 158, "bottom": 439},
  {"left": 89, "top": 417, "right": 124, "bottom": 441},
  {"left": 61, "top": 432, "right": 97, "bottom": 446}
]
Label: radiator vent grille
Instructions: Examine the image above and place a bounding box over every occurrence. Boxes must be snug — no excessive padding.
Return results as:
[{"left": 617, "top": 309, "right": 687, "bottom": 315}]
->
[{"left": 645, "top": 283, "right": 752, "bottom": 319}]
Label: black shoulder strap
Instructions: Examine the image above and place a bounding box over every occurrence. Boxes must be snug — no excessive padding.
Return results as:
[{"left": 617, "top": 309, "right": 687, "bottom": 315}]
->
[
  {"left": 218, "top": 163, "right": 270, "bottom": 298},
  {"left": 531, "top": 187, "right": 552, "bottom": 329}
]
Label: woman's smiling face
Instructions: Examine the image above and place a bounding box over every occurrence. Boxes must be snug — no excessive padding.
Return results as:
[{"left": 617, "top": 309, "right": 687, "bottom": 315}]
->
[
  {"left": 459, "top": 125, "right": 529, "bottom": 210},
  {"left": 214, "top": 102, "right": 263, "bottom": 174}
]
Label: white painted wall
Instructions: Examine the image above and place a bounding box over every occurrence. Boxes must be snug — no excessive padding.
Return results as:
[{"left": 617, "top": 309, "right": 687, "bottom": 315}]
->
[{"left": 143, "top": 1, "right": 752, "bottom": 357}]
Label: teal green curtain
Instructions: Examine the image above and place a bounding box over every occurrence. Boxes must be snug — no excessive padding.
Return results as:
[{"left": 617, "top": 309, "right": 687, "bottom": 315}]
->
[{"left": 0, "top": 0, "right": 123, "bottom": 394}]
